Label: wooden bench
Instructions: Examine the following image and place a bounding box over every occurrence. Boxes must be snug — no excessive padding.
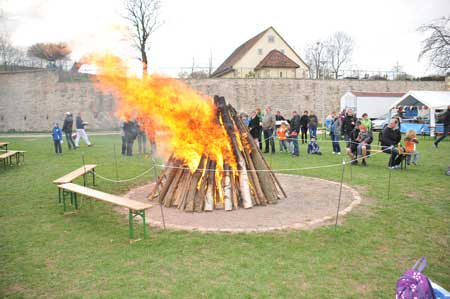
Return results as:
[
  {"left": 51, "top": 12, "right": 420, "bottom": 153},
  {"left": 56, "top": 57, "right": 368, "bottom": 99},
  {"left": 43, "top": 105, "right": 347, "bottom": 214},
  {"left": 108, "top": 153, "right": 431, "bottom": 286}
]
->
[
  {"left": 0, "top": 150, "right": 24, "bottom": 168},
  {"left": 53, "top": 164, "right": 97, "bottom": 204},
  {"left": 0, "top": 142, "right": 9, "bottom": 152},
  {"left": 58, "top": 183, "right": 152, "bottom": 242}
]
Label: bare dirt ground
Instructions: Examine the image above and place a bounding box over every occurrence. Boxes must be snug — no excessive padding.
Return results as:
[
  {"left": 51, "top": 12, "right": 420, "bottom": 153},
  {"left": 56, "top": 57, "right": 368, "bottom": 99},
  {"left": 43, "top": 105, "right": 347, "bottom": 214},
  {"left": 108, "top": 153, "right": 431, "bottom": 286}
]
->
[{"left": 123, "top": 174, "right": 362, "bottom": 232}]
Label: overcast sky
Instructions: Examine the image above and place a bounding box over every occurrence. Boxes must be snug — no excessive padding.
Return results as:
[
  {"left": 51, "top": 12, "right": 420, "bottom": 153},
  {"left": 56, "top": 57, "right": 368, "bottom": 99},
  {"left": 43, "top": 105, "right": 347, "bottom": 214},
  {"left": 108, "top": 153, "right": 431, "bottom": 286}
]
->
[{"left": 2, "top": 0, "right": 449, "bottom": 76}]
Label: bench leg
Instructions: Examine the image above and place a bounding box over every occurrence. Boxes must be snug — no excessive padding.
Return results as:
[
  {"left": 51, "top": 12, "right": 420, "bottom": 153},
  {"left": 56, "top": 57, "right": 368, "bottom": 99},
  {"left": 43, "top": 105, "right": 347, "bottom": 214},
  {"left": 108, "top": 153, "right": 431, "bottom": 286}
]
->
[
  {"left": 129, "top": 209, "right": 134, "bottom": 240},
  {"left": 62, "top": 189, "right": 67, "bottom": 212},
  {"left": 83, "top": 174, "right": 87, "bottom": 187},
  {"left": 58, "top": 188, "right": 62, "bottom": 204},
  {"left": 92, "top": 170, "right": 96, "bottom": 186},
  {"left": 74, "top": 192, "right": 79, "bottom": 210},
  {"left": 129, "top": 209, "right": 147, "bottom": 242}
]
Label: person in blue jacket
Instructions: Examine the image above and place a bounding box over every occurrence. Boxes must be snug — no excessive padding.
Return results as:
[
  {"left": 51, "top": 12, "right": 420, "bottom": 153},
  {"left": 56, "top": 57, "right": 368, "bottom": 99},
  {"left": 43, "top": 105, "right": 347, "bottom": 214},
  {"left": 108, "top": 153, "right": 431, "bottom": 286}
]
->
[{"left": 52, "top": 123, "right": 63, "bottom": 154}]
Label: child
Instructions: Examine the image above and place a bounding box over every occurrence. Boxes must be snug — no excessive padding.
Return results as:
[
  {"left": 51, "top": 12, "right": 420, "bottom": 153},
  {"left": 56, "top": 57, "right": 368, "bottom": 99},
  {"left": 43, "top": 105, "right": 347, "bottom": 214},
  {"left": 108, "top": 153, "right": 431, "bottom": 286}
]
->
[
  {"left": 404, "top": 129, "right": 419, "bottom": 165},
  {"left": 52, "top": 123, "right": 63, "bottom": 154},
  {"left": 276, "top": 122, "right": 288, "bottom": 152},
  {"left": 307, "top": 137, "right": 322, "bottom": 155}
]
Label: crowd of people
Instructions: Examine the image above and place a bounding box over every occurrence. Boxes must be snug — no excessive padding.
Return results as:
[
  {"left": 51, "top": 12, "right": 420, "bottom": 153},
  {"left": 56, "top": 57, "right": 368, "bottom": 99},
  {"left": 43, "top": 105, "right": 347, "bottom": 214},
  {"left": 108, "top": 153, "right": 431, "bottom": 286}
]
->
[
  {"left": 120, "top": 118, "right": 156, "bottom": 156},
  {"left": 243, "top": 104, "right": 450, "bottom": 169}
]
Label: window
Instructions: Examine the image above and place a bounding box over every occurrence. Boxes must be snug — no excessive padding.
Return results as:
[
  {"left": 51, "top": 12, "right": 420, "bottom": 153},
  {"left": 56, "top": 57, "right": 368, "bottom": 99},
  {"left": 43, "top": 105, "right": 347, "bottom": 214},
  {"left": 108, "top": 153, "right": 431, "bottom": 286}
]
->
[
  {"left": 268, "top": 35, "right": 275, "bottom": 43},
  {"left": 280, "top": 72, "right": 283, "bottom": 78},
  {"left": 257, "top": 49, "right": 263, "bottom": 55},
  {"left": 280, "top": 49, "right": 285, "bottom": 54}
]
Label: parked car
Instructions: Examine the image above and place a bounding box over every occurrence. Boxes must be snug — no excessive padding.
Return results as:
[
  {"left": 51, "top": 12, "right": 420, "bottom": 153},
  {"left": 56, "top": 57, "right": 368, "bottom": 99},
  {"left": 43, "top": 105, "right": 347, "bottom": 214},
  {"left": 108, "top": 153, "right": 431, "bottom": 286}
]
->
[{"left": 372, "top": 114, "right": 389, "bottom": 131}]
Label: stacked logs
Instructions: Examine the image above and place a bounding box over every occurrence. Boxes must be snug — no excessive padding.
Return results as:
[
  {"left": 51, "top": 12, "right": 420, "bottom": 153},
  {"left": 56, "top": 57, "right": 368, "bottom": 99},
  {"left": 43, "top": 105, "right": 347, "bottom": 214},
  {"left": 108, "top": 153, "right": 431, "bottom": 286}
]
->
[{"left": 149, "top": 96, "right": 286, "bottom": 212}]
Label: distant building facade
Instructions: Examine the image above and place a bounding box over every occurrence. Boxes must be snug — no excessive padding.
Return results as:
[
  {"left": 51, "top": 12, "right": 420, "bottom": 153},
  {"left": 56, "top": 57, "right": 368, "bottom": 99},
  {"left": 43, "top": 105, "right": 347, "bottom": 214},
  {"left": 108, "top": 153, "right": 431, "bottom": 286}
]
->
[{"left": 211, "top": 27, "right": 309, "bottom": 79}]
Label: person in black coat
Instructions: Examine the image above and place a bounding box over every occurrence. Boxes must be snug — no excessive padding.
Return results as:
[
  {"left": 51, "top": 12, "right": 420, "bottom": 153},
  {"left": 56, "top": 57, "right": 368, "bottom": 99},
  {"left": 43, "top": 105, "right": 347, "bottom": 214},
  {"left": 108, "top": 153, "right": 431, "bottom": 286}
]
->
[
  {"left": 62, "top": 112, "right": 76, "bottom": 149},
  {"left": 290, "top": 111, "right": 301, "bottom": 156},
  {"left": 122, "top": 120, "right": 138, "bottom": 156},
  {"left": 381, "top": 118, "right": 402, "bottom": 168},
  {"left": 341, "top": 108, "right": 357, "bottom": 147},
  {"left": 434, "top": 105, "right": 450, "bottom": 148},
  {"left": 248, "top": 110, "right": 261, "bottom": 147},
  {"left": 299, "top": 111, "right": 309, "bottom": 144}
]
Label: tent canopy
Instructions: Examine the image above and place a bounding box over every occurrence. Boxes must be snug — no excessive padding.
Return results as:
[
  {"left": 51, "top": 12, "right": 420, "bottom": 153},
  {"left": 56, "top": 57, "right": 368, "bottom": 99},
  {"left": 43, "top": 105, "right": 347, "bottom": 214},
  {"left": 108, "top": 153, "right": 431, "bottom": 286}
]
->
[{"left": 390, "top": 91, "right": 450, "bottom": 110}]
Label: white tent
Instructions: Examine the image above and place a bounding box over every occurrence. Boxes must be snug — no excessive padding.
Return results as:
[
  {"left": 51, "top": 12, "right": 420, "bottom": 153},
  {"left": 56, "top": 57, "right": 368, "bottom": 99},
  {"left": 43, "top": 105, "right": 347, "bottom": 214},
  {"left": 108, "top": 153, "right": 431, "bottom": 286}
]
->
[{"left": 389, "top": 91, "right": 450, "bottom": 136}]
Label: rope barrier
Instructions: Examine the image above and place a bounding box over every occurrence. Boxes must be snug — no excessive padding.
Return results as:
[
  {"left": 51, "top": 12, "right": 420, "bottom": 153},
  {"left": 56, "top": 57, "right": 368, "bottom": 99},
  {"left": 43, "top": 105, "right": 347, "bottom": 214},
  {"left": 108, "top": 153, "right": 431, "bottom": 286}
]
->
[{"left": 95, "top": 166, "right": 155, "bottom": 183}]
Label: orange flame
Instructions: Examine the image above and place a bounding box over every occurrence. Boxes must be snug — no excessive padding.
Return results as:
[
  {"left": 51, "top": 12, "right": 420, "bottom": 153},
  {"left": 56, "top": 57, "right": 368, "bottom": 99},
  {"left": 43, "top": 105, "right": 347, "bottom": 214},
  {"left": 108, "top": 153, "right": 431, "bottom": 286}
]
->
[{"left": 88, "top": 54, "right": 236, "bottom": 174}]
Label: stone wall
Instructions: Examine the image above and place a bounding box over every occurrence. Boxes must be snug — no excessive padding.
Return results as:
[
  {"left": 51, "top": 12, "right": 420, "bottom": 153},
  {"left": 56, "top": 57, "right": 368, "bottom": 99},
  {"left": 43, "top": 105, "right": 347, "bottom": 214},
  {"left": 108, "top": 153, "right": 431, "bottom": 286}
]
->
[
  {"left": 0, "top": 70, "right": 447, "bottom": 131},
  {"left": 186, "top": 78, "right": 448, "bottom": 121},
  {"left": 0, "top": 70, "right": 118, "bottom": 132}
]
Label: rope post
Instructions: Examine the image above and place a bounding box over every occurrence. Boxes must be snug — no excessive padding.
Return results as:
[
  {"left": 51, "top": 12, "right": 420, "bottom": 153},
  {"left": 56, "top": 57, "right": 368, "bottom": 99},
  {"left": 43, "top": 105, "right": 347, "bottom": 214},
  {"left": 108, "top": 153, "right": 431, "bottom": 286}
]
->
[
  {"left": 151, "top": 156, "right": 166, "bottom": 230},
  {"left": 349, "top": 158, "right": 353, "bottom": 182},
  {"left": 387, "top": 167, "right": 392, "bottom": 201},
  {"left": 113, "top": 144, "right": 119, "bottom": 181},
  {"left": 335, "top": 159, "right": 346, "bottom": 230}
]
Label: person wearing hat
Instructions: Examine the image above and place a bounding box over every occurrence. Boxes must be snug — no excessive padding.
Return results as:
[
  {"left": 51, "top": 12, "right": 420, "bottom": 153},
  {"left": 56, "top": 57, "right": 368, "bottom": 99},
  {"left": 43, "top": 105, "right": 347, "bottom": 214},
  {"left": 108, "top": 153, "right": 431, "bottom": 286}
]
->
[{"left": 62, "top": 112, "right": 76, "bottom": 149}]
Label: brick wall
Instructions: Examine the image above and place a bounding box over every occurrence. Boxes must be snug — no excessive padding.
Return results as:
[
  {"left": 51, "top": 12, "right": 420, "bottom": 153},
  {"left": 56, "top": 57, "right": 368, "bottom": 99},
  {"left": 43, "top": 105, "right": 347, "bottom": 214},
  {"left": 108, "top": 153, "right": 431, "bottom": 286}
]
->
[{"left": 0, "top": 70, "right": 447, "bottom": 131}]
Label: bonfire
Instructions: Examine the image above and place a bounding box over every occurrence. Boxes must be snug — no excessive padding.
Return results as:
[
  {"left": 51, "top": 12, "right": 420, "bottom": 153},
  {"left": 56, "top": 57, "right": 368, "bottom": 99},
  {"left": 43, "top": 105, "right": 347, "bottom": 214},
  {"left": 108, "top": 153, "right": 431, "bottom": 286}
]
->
[{"left": 90, "top": 55, "right": 286, "bottom": 212}]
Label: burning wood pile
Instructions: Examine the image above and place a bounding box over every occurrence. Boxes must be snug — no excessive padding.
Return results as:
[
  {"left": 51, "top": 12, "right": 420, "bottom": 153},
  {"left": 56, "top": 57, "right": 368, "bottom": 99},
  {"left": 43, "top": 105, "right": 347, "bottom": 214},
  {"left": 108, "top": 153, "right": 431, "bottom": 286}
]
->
[{"left": 150, "top": 96, "right": 286, "bottom": 212}]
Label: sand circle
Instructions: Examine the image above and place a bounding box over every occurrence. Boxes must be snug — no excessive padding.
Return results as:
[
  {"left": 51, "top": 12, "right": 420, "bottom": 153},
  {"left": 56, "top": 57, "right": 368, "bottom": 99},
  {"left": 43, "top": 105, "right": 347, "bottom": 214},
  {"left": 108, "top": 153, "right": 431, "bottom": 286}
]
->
[{"left": 123, "top": 174, "right": 362, "bottom": 232}]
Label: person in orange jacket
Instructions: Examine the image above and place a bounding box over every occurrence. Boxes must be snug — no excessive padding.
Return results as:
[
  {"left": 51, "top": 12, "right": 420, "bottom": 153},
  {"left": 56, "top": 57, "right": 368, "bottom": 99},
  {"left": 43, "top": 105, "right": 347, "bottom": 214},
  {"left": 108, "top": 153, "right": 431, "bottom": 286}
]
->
[{"left": 276, "top": 122, "right": 289, "bottom": 152}]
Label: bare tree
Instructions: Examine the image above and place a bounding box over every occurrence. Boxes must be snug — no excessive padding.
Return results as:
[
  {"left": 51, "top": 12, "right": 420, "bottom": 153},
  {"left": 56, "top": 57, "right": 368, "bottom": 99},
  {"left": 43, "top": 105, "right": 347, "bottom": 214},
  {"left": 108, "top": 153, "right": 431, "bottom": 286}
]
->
[
  {"left": 418, "top": 15, "right": 450, "bottom": 73},
  {"left": 304, "top": 41, "right": 327, "bottom": 79},
  {"left": 326, "top": 32, "right": 354, "bottom": 79},
  {"left": 0, "top": 34, "right": 27, "bottom": 70},
  {"left": 27, "top": 42, "right": 71, "bottom": 68},
  {"left": 124, "top": 0, "right": 162, "bottom": 75}
]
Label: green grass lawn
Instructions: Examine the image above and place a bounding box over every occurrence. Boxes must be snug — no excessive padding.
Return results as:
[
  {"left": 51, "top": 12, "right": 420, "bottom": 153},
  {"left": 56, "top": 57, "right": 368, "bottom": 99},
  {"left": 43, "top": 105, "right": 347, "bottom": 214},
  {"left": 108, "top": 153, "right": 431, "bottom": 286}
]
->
[{"left": 1, "top": 135, "right": 449, "bottom": 298}]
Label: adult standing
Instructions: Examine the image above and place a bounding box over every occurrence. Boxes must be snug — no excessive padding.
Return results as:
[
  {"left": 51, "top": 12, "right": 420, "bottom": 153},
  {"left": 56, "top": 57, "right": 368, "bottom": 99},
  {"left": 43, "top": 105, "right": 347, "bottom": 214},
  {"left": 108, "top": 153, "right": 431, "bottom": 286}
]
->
[
  {"left": 380, "top": 118, "right": 402, "bottom": 169},
  {"left": 329, "top": 111, "right": 342, "bottom": 154},
  {"left": 75, "top": 112, "right": 92, "bottom": 147},
  {"left": 256, "top": 108, "right": 263, "bottom": 150},
  {"left": 62, "top": 112, "right": 76, "bottom": 150},
  {"left": 290, "top": 111, "right": 301, "bottom": 156},
  {"left": 299, "top": 111, "right": 309, "bottom": 144},
  {"left": 136, "top": 119, "right": 147, "bottom": 154},
  {"left": 262, "top": 106, "right": 276, "bottom": 154},
  {"left": 248, "top": 110, "right": 261, "bottom": 147},
  {"left": 341, "top": 108, "right": 357, "bottom": 147},
  {"left": 434, "top": 105, "right": 450, "bottom": 148},
  {"left": 122, "top": 120, "right": 138, "bottom": 156},
  {"left": 308, "top": 111, "right": 318, "bottom": 139}
]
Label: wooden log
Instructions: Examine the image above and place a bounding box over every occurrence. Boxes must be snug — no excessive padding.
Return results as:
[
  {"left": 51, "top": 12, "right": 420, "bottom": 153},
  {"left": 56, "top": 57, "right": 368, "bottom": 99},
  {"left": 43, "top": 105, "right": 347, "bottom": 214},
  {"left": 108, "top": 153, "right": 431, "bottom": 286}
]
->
[
  {"left": 185, "top": 155, "right": 206, "bottom": 212},
  {"left": 223, "top": 164, "right": 232, "bottom": 211},
  {"left": 194, "top": 159, "right": 209, "bottom": 212},
  {"left": 215, "top": 96, "right": 252, "bottom": 208},
  {"left": 148, "top": 154, "right": 175, "bottom": 200},
  {"left": 231, "top": 111, "right": 280, "bottom": 203},
  {"left": 156, "top": 161, "right": 181, "bottom": 203},
  {"left": 162, "top": 167, "right": 184, "bottom": 207},
  {"left": 204, "top": 160, "right": 216, "bottom": 211},
  {"left": 173, "top": 169, "right": 191, "bottom": 208}
]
